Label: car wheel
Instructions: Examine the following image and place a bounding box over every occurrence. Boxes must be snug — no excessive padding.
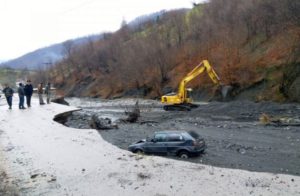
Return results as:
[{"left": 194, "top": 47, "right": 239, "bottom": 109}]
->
[
  {"left": 135, "top": 149, "right": 144, "bottom": 154},
  {"left": 178, "top": 151, "right": 189, "bottom": 159}
]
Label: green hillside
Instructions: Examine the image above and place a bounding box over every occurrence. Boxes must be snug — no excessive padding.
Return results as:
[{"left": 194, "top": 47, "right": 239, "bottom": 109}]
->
[{"left": 0, "top": 68, "right": 33, "bottom": 89}]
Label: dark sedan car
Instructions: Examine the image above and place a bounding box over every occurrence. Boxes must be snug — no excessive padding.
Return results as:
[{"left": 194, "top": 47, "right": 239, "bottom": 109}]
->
[{"left": 128, "top": 131, "right": 206, "bottom": 158}]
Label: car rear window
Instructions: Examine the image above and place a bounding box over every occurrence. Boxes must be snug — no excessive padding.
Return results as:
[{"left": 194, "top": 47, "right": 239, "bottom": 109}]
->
[{"left": 182, "top": 132, "right": 195, "bottom": 141}]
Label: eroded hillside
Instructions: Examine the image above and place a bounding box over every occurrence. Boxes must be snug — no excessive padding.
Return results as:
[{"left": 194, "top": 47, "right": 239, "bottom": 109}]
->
[{"left": 34, "top": 0, "right": 300, "bottom": 102}]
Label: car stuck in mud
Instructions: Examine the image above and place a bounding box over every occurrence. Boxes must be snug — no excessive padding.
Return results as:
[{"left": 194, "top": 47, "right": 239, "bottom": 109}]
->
[{"left": 128, "top": 131, "right": 206, "bottom": 158}]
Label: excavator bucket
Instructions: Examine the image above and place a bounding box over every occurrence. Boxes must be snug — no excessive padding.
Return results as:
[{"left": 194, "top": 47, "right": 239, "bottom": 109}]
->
[
  {"left": 221, "top": 85, "right": 232, "bottom": 99},
  {"left": 213, "top": 85, "right": 233, "bottom": 101}
]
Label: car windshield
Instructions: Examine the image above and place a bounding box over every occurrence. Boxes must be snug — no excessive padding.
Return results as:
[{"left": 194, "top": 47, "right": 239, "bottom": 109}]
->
[{"left": 154, "top": 133, "right": 167, "bottom": 142}]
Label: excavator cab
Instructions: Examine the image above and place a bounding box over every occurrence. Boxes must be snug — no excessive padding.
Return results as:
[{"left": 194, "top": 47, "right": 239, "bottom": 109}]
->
[{"left": 186, "top": 88, "right": 193, "bottom": 100}]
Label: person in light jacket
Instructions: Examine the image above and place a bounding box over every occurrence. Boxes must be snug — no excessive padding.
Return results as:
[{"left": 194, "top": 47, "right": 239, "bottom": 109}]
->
[{"left": 37, "top": 82, "right": 45, "bottom": 105}]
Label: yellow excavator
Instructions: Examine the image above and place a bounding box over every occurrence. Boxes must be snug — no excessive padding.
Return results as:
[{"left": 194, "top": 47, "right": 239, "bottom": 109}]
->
[{"left": 161, "top": 60, "right": 222, "bottom": 111}]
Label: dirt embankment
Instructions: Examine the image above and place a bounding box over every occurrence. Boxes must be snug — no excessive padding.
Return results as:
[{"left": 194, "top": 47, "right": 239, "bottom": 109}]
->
[{"left": 63, "top": 98, "right": 300, "bottom": 176}]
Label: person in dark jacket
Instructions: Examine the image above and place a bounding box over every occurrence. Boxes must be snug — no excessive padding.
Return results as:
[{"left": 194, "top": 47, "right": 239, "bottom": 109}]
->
[
  {"left": 24, "top": 80, "right": 33, "bottom": 107},
  {"left": 18, "top": 83, "right": 26, "bottom": 109},
  {"left": 2, "top": 84, "right": 14, "bottom": 109}
]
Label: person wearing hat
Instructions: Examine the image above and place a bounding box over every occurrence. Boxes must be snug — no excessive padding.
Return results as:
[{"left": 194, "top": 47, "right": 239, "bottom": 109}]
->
[
  {"left": 18, "top": 83, "right": 26, "bottom": 109},
  {"left": 24, "top": 80, "right": 33, "bottom": 107},
  {"left": 2, "top": 84, "right": 14, "bottom": 109}
]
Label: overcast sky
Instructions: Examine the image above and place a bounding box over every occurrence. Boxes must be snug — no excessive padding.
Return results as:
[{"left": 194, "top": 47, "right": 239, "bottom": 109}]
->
[{"left": 0, "top": 0, "right": 199, "bottom": 61}]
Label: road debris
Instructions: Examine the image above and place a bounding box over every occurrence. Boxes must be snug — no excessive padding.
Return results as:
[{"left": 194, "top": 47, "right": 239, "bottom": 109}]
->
[
  {"left": 89, "top": 115, "right": 118, "bottom": 130},
  {"left": 259, "top": 113, "right": 300, "bottom": 126}
]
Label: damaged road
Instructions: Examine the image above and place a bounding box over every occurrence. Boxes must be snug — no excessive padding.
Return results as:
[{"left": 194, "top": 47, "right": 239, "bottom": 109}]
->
[
  {"left": 1, "top": 97, "right": 300, "bottom": 195},
  {"left": 65, "top": 98, "right": 300, "bottom": 176}
]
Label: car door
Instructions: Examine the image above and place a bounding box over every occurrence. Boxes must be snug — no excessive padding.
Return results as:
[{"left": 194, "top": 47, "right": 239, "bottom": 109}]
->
[
  {"left": 166, "top": 133, "right": 185, "bottom": 155},
  {"left": 144, "top": 133, "right": 168, "bottom": 155}
]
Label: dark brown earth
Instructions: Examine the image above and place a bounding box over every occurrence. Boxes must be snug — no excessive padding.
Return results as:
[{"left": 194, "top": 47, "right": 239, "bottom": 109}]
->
[{"left": 64, "top": 98, "right": 300, "bottom": 176}]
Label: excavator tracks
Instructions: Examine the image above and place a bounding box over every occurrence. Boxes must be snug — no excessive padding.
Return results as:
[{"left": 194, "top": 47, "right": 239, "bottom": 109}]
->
[{"left": 163, "top": 103, "right": 198, "bottom": 111}]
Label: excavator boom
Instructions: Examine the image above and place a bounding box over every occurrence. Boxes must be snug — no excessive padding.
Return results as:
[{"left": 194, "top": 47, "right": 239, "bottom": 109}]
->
[{"left": 161, "top": 60, "right": 221, "bottom": 111}]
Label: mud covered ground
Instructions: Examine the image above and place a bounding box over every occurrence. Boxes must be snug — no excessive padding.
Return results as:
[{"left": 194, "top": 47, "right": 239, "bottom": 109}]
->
[{"left": 65, "top": 98, "right": 300, "bottom": 176}]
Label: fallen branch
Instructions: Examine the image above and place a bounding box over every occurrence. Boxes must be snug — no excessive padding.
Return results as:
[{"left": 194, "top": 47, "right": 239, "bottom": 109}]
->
[
  {"left": 259, "top": 113, "right": 300, "bottom": 127},
  {"left": 123, "top": 101, "right": 140, "bottom": 123},
  {"left": 139, "top": 120, "right": 158, "bottom": 125}
]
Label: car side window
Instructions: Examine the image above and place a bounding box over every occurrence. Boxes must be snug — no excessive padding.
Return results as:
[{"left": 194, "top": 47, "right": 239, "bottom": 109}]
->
[
  {"left": 154, "top": 133, "right": 167, "bottom": 142},
  {"left": 167, "top": 134, "right": 183, "bottom": 142}
]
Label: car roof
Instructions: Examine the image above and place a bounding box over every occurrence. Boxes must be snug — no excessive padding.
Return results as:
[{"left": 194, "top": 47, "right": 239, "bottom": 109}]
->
[{"left": 155, "top": 130, "right": 187, "bottom": 134}]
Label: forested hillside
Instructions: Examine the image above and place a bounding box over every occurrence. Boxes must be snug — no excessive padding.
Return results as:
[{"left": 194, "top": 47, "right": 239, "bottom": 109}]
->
[{"left": 34, "top": 0, "right": 300, "bottom": 102}]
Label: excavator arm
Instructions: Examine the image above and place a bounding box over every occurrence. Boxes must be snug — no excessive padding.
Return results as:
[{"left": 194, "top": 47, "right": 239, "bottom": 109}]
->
[
  {"left": 161, "top": 60, "right": 221, "bottom": 111},
  {"left": 178, "top": 60, "right": 220, "bottom": 100}
]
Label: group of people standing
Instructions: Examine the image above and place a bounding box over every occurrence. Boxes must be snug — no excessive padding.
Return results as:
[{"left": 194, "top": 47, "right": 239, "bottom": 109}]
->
[{"left": 1, "top": 80, "right": 52, "bottom": 110}]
